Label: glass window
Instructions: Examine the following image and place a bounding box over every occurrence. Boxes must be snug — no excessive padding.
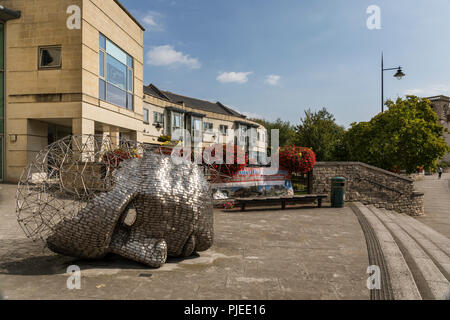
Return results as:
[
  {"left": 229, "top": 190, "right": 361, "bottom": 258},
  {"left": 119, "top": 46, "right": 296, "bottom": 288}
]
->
[
  {"left": 193, "top": 118, "right": 203, "bottom": 131},
  {"left": 106, "top": 39, "right": 127, "bottom": 65},
  {"left": 127, "top": 93, "right": 133, "bottom": 111},
  {"left": 99, "top": 33, "right": 134, "bottom": 110},
  {"left": 172, "top": 112, "right": 183, "bottom": 136},
  {"left": 106, "top": 83, "right": 127, "bottom": 108},
  {"left": 203, "top": 122, "right": 213, "bottom": 132},
  {"left": 99, "top": 51, "right": 105, "bottom": 78},
  {"left": 99, "top": 34, "right": 106, "bottom": 50},
  {"left": 127, "top": 69, "right": 133, "bottom": 91},
  {"left": 143, "top": 109, "right": 149, "bottom": 124},
  {"left": 39, "top": 46, "right": 62, "bottom": 69},
  {"left": 99, "top": 79, "right": 106, "bottom": 100},
  {"left": 107, "top": 55, "right": 127, "bottom": 90},
  {"left": 153, "top": 112, "right": 164, "bottom": 124},
  {"left": 219, "top": 125, "right": 228, "bottom": 134}
]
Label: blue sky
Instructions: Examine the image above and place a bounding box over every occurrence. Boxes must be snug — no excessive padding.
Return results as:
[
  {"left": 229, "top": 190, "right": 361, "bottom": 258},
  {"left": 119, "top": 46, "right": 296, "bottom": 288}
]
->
[{"left": 122, "top": 0, "right": 450, "bottom": 127}]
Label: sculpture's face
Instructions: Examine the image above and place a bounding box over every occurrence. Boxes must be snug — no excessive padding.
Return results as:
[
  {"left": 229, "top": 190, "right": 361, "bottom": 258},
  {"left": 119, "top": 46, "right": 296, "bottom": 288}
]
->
[{"left": 16, "top": 136, "right": 214, "bottom": 268}]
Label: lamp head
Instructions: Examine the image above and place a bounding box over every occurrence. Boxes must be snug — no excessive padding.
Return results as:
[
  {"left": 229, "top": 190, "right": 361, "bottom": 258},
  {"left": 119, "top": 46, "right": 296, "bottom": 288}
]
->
[{"left": 394, "top": 67, "right": 405, "bottom": 80}]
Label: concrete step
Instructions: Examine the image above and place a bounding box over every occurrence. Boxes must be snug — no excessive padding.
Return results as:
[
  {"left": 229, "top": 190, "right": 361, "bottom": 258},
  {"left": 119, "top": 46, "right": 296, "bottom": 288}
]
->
[
  {"left": 350, "top": 202, "right": 421, "bottom": 300},
  {"left": 397, "top": 213, "right": 450, "bottom": 257},
  {"left": 382, "top": 209, "right": 450, "bottom": 280},
  {"left": 367, "top": 205, "right": 450, "bottom": 300}
]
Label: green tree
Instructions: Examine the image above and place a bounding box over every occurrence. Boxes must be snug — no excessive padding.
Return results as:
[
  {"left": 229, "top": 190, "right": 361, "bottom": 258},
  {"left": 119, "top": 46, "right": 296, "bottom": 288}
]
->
[
  {"left": 293, "top": 108, "right": 346, "bottom": 161},
  {"left": 251, "top": 118, "right": 295, "bottom": 147},
  {"left": 345, "top": 96, "right": 449, "bottom": 173}
]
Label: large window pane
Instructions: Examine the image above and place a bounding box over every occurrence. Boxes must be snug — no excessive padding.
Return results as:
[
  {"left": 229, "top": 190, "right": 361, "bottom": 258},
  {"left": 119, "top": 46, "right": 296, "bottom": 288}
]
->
[
  {"left": 106, "top": 39, "right": 127, "bottom": 65},
  {"left": 127, "top": 93, "right": 133, "bottom": 111},
  {"left": 107, "top": 55, "right": 127, "bottom": 90},
  {"left": 106, "top": 83, "right": 126, "bottom": 108},
  {"left": 99, "top": 51, "right": 105, "bottom": 77},
  {"left": 143, "top": 109, "right": 149, "bottom": 123},
  {"left": 99, "top": 79, "right": 106, "bottom": 100},
  {"left": 127, "top": 69, "right": 133, "bottom": 92},
  {"left": 99, "top": 34, "right": 106, "bottom": 50}
]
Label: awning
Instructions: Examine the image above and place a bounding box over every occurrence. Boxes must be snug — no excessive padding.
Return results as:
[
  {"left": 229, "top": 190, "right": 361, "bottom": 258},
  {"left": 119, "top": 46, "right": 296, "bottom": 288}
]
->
[{"left": 0, "top": 6, "right": 21, "bottom": 21}]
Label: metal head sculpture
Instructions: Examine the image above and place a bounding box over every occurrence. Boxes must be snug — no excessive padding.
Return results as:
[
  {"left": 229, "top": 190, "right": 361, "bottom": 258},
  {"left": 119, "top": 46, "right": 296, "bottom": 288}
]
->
[{"left": 16, "top": 135, "right": 214, "bottom": 268}]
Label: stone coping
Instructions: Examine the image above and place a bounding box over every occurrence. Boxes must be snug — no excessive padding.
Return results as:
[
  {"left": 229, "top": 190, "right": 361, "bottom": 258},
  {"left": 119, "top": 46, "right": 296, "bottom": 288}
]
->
[{"left": 315, "top": 162, "right": 414, "bottom": 183}]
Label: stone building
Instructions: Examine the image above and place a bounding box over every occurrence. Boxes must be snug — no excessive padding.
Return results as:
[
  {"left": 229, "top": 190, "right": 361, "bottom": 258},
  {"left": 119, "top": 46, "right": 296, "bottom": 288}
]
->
[
  {"left": 142, "top": 84, "right": 267, "bottom": 163},
  {"left": 426, "top": 95, "right": 450, "bottom": 162},
  {"left": 0, "top": 0, "right": 266, "bottom": 182}
]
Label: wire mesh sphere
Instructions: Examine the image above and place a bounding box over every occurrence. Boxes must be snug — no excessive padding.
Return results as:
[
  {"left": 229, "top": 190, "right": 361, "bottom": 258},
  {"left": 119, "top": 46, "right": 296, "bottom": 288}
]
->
[{"left": 16, "top": 135, "right": 144, "bottom": 243}]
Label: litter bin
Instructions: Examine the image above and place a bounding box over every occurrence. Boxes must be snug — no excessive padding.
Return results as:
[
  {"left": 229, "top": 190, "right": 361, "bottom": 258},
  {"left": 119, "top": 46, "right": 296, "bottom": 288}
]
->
[{"left": 331, "top": 177, "right": 346, "bottom": 208}]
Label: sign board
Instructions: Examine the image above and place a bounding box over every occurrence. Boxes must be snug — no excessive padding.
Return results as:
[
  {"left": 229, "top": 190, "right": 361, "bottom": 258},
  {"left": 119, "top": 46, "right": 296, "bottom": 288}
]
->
[{"left": 211, "top": 167, "right": 294, "bottom": 199}]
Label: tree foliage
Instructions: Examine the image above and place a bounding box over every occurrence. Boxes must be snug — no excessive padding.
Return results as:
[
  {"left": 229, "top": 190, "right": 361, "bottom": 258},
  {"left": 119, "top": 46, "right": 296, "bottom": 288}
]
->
[
  {"left": 293, "top": 108, "right": 346, "bottom": 161},
  {"left": 344, "top": 96, "right": 449, "bottom": 173}
]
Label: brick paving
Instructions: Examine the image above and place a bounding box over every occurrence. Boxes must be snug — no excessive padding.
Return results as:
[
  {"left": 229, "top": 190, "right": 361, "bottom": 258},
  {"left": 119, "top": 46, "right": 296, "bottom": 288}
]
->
[
  {"left": 414, "top": 173, "right": 450, "bottom": 238},
  {"left": 0, "top": 183, "right": 369, "bottom": 300}
]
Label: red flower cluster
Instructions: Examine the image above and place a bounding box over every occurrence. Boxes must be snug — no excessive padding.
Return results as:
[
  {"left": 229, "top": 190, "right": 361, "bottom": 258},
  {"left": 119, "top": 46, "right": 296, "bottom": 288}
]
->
[
  {"left": 279, "top": 145, "right": 316, "bottom": 174},
  {"left": 203, "top": 144, "right": 248, "bottom": 178},
  {"left": 103, "top": 148, "right": 140, "bottom": 169}
]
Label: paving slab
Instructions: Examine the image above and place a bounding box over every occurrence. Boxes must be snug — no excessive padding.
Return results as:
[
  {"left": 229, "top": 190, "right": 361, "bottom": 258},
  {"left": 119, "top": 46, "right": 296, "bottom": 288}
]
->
[
  {"left": 0, "top": 183, "right": 370, "bottom": 300},
  {"left": 414, "top": 173, "right": 450, "bottom": 238}
]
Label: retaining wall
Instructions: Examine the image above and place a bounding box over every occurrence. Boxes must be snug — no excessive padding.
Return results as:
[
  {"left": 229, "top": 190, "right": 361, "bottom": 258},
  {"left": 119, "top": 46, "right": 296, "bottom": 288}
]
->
[{"left": 313, "top": 162, "right": 424, "bottom": 216}]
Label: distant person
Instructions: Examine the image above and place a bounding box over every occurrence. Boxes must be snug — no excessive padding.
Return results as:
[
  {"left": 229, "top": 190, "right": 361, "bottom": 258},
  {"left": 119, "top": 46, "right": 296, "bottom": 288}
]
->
[{"left": 438, "top": 167, "right": 443, "bottom": 179}]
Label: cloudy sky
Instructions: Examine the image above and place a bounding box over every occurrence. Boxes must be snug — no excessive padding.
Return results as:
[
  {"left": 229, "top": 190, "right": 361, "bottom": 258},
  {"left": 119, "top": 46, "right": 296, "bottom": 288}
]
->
[{"left": 122, "top": 0, "right": 450, "bottom": 127}]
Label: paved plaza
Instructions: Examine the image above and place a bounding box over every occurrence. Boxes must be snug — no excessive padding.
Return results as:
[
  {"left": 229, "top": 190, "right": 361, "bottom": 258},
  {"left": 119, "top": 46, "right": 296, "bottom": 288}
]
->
[
  {"left": 0, "top": 184, "right": 369, "bottom": 300},
  {"left": 414, "top": 173, "right": 450, "bottom": 238},
  {"left": 1, "top": 174, "right": 448, "bottom": 300}
]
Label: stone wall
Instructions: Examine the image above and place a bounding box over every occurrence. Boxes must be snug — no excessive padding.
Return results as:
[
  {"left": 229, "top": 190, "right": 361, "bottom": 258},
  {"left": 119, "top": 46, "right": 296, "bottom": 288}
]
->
[{"left": 313, "top": 162, "right": 424, "bottom": 216}]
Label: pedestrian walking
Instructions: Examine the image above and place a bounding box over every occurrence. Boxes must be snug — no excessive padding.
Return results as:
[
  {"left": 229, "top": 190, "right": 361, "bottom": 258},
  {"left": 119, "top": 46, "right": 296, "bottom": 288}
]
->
[{"left": 438, "top": 167, "right": 443, "bottom": 179}]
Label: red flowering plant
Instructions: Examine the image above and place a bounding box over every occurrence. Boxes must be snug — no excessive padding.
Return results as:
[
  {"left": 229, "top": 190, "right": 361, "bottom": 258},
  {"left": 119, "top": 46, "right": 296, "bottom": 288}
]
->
[
  {"left": 223, "top": 201, "right": 235, "bottom": 210},
  {"left": 203, "top": 144, "right": 248, "bottom": 181},
  {"left": 102, "top": 147, "right": 141, "bottom": 170},
  {"left": 279, "top": 145, "right": 316, "bottom": 174}
]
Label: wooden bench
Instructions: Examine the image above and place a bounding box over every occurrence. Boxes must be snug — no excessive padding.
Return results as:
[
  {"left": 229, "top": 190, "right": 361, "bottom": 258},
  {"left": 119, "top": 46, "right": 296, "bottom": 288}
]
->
[{"left": 234, "top": 194, "right": 328, "bottom": 212}]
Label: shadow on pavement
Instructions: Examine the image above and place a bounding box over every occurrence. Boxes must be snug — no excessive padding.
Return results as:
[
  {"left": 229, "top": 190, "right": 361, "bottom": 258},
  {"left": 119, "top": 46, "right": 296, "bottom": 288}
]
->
[
  {"left": 219, "top": 204, "right": 327, "bottom": 213},
  {"left": 0, "top": 238, "right": 202, "bottom": 276}
]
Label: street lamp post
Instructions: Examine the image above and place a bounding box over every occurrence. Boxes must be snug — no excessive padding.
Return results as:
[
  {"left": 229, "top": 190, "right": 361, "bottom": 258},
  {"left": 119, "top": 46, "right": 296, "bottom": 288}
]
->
[{"left": 381, "top": 53, "right": 405, "bottom": 113}]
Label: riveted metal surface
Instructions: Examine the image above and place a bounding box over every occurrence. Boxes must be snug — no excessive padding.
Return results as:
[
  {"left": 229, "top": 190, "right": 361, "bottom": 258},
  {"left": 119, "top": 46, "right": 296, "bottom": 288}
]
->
[{"left": 16, "top": 135, "right": 214, "bottom": 268}]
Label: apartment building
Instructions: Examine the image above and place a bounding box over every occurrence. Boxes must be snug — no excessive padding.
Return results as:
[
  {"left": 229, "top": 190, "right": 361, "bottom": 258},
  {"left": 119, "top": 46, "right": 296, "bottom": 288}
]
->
[
  {"left": 0, "top": 0, "right": 267, "bottom": 182},
  {"left": 142, "top": 84, "right": 268, "bottom": 164}
]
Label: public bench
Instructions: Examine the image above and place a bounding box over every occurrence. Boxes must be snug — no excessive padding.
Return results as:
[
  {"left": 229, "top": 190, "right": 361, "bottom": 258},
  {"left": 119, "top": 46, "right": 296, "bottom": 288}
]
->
[{"left": 234, "top": 194, "right": 328, "bottom": 212}]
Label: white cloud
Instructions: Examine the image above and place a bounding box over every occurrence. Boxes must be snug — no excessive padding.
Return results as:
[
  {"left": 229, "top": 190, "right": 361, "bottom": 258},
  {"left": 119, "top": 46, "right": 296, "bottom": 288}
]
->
[
  {"left": 146, "top": 45, "right": 201, "bottom": 69},
  {"left": 265, "top": 74, "right": 281, "bottom": 86},
  {"left": 217, "top": 72, "right": 253, "bottom": 84},
  {"left": 404, "top": 84, "right": 450, "bottom": 97},
  {"left": 142, "top": 11, "right": 164, "bottom": 31}
]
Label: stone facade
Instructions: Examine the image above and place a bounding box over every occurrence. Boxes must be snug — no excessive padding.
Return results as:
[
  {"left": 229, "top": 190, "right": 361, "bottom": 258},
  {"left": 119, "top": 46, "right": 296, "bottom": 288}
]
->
[
  {"left": 313, "top": 162, "right": 424, "bottom": 216},
  {"left": 427, "top": 95, "right": 450, "bottom": 162},
  {"left": 2, "top": 0, "right": 145, "bottom": 182},
  {"left": 1, "top": 0, "right": 267, "bottom": 183}
]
